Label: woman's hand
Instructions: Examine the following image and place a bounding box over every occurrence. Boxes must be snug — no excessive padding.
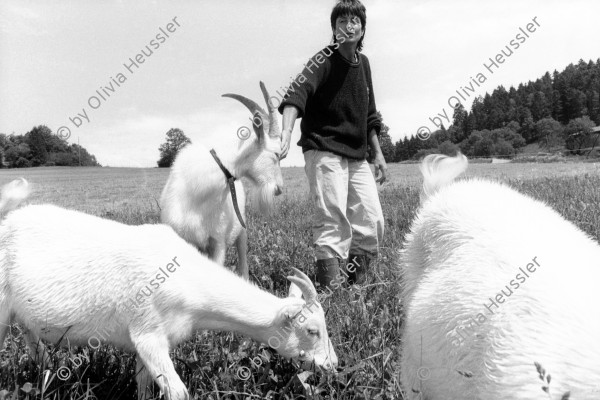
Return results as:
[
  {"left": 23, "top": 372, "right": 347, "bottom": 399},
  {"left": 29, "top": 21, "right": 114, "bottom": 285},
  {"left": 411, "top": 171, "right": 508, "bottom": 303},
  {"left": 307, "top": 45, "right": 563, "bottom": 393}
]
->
[
  {"left": 373, "top": 152, "right": 388, "bottom": 185},
  {"left": 280, "top": 128, "right": 292, "bottom": 159},
  {"left": 280, "top": 105, "right": 299, "bottom": 160},
  {"left": 368, "top": 129, "right": 387, "bottom": 185}
]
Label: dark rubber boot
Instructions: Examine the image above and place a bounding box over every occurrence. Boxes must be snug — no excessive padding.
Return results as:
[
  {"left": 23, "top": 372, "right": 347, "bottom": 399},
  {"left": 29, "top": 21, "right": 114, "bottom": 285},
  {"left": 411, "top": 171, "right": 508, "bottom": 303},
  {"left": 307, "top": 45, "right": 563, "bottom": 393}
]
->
[
  {"left": 346, "top": 254, "right": 372, "bottom": 285},
  {"left": 315, "top": 258, "right": 341, "bottom": 290}
]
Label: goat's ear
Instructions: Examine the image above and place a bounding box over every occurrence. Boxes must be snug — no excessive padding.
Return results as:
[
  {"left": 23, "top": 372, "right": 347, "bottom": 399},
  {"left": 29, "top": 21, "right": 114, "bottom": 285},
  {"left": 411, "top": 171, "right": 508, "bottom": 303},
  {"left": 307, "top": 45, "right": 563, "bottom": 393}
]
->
[
  {"left": 252, "top": 111, "right": 265, "bottom": 143},
  {"left": 286, "top": 268, "right": 317, "bottom": 303},
  {"left": 277, "top": 299, "right": 305, "bottom": 324},
  {"left": 288, "top": 282, "right": 303, "bottom": 298}
]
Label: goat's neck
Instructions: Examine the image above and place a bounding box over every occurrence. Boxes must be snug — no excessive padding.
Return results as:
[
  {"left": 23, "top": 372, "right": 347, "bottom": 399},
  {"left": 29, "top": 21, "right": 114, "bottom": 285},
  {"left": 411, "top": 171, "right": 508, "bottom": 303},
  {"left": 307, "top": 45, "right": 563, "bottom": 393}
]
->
[
  {"left": 210, "top": 146, "right": 240, "bottom": 179},
  {"left": 188, "top": 272, "right": 286, "bottom": 343},
  {"left": 212, "top": 141, "right": 261, "bottom": 186}
]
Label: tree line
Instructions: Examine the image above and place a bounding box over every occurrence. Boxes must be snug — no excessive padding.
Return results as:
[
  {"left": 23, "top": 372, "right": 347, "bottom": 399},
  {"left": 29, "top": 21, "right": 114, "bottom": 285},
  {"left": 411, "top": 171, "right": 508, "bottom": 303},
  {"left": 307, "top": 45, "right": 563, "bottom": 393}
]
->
[
  {"left": 0, "top": 125, "right": 100, "bottom": 168},
  {"left": 375, "top": 58, "right": 600, "bottom": 162},
  {"left": 158, "top": 58, "right": 600, "bottom": 166}
]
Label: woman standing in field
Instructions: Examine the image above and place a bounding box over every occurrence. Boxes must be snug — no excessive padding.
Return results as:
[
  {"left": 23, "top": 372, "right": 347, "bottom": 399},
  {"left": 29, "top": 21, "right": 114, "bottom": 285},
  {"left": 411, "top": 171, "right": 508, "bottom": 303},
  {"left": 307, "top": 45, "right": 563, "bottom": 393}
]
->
[{"left": 278, "top": 0, "right": 386, "bottom": 290}]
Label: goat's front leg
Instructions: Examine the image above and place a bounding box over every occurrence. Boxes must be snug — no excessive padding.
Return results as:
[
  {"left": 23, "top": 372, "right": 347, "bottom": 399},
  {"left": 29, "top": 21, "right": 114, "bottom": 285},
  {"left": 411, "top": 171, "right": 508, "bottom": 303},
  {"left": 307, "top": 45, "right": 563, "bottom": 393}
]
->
[
  {"left": 235, "top": 230, "right": 249, "bottom": 280},
  {"left": 133, "top": 333, "right": 188, "bottom": 400},
  {"left": 210, "top": 238, "right": 227, "bottom": 267},
  {"left": 136, "top": 354, "right": 156, "bottom": 400}
]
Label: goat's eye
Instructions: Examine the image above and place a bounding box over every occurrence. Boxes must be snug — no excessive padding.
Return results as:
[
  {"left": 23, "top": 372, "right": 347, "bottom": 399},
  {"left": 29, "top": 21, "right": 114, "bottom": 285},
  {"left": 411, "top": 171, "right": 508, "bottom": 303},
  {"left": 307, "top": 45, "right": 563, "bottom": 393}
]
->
[{"left": 308, "top": 328, "right": 319, "bottom": 336}]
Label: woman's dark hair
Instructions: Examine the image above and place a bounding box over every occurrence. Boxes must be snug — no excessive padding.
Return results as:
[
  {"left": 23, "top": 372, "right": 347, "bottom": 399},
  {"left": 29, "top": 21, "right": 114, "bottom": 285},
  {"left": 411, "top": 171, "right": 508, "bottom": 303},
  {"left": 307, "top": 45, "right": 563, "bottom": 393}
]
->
[{"left": 330, "top": 0, "right": 367, "bottom": 51}]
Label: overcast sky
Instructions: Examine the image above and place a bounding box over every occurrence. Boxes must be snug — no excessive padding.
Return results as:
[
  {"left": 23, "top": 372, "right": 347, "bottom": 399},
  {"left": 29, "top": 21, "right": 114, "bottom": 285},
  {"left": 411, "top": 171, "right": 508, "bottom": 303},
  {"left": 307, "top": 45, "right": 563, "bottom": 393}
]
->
[{"left": 1, "top": 0, "right": 599, "bottom": 167}]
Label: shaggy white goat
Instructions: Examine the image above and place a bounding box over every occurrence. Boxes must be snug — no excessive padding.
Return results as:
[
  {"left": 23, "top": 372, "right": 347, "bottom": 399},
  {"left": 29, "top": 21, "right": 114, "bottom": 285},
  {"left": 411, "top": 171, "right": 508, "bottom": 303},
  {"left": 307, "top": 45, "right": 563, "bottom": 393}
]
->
[
  {"left": 400, "top": 154, "right": 600, "bottom": 400},
  {"left": 0, "top": 179, "right": 336, "bottom": 400},
  {"left": 160, "top": 82, "right": 283, "bottom": 280}
]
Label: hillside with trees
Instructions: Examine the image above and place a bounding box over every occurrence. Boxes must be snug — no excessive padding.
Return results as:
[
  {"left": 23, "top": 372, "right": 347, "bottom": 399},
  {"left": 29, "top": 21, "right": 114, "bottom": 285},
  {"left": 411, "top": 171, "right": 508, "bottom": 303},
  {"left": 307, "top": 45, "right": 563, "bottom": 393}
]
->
[
  {"left": 0, "top": 125, "right": 100, "bottom": 168},
  {"left": 385, "top": 58, "right": 600, "bottom": 162}
]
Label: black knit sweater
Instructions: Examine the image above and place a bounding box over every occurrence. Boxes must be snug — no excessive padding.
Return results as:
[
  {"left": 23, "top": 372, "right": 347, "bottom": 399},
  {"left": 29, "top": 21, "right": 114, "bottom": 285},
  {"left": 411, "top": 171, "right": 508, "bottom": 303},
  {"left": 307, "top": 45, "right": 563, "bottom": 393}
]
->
[{"left": 277, "top": 45, "right": 382, "bottom": 160}]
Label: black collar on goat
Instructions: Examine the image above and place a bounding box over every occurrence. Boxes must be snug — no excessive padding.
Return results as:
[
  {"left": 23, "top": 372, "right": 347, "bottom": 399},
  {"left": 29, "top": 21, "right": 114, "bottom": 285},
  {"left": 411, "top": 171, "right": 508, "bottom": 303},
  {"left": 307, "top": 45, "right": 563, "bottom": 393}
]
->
[{"left": 209, "top": 148, "right": 247, "bottom": 229}]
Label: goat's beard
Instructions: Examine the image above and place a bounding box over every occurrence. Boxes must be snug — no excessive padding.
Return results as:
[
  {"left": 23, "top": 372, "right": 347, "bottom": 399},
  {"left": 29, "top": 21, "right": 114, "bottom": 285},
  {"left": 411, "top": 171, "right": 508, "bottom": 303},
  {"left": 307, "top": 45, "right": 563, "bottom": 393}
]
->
[{"left": 252, "top": 182, "right": 277, "bottom": 215}]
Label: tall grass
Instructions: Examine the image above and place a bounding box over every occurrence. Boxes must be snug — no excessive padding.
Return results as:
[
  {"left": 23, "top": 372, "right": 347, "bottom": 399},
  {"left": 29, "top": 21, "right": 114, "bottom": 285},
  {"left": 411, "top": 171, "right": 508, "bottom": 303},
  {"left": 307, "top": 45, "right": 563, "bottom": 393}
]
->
[{"left": 1, "top": 166, "right": 599, "bottom": 399}]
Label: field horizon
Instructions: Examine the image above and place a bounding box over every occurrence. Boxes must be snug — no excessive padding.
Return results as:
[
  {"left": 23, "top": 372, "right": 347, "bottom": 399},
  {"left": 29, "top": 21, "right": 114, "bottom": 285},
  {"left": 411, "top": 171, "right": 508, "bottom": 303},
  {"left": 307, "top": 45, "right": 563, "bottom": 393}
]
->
[{"left": 1, "top": 160, "right": 599, "bottom": 399}]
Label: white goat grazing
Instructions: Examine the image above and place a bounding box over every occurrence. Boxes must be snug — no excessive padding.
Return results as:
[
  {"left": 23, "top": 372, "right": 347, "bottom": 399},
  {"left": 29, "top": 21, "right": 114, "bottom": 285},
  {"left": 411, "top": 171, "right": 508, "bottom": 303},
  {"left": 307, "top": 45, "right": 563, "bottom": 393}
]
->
[
  {"left": 400, "top": 154, "right": 600, "bottom": 400},
  {"left": 160, "top": 82, "right": 283, "bottom": 280},
  {"left": 0, "top": 179, "right": 336, "bottom": 400}
]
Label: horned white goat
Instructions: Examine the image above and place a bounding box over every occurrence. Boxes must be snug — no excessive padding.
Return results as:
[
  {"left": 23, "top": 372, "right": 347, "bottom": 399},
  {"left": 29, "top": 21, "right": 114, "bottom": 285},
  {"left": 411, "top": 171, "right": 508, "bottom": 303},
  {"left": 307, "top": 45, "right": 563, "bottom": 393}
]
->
[
  {"left": 399, "top": 154, "right": 600, "bottom": 400},
  {"left": 160, "top": 82, "right": 283, "bottom": 280},
  {"left": 0, "top": 179, "right": 336, "bottom": 400}
]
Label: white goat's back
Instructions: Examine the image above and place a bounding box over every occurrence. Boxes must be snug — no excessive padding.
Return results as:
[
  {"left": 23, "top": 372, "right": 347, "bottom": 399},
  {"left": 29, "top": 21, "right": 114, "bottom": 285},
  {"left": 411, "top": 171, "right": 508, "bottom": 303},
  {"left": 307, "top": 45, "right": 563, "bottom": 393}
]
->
[
  {"left": 400, "top": 154, "right": 600, "bottom": 399},
  {"left": 160, "top": 142, "right": 246, "bottom": 250},
  {"left": 0, "top": 203, "right": 208, "bottom": 349}
]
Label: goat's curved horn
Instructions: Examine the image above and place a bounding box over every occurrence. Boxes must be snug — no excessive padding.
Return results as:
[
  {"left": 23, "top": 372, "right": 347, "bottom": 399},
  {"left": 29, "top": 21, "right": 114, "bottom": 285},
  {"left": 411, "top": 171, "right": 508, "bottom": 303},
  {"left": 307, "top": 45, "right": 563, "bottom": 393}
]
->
[
  {"left": 222, "top": 93, "right": 268, "bottom": 138},
  {"left": 259, "top": 81, "right": 280, "bottom": 139},
  {"left": 287, "top": 267, "right": 317, "bottom": 302}
]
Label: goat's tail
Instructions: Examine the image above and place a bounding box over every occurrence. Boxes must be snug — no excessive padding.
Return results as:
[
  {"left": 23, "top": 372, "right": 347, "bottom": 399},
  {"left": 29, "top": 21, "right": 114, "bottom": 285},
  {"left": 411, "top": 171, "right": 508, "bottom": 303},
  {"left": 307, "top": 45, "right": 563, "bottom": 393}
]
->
[
  {"left": 420, "top": 153, "right": 468, "bottom": 202},
  {"left": 0, "top": 178, "right": 30, "bottom": 218}
]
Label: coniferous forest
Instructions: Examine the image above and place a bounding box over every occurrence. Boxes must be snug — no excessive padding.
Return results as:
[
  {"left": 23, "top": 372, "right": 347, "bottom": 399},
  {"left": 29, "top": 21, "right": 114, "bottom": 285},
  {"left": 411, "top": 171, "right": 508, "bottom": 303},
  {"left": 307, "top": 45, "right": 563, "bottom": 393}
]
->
[{"left": 375, "top": 58, "right": 600, "bottom": 162}]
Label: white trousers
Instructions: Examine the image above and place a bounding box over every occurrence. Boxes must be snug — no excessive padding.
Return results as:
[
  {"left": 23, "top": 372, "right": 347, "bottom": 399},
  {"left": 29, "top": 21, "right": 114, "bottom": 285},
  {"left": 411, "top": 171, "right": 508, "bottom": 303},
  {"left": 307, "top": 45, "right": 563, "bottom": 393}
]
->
[{"left": 304, "top": 150, "right": 384, "bottom": 260}]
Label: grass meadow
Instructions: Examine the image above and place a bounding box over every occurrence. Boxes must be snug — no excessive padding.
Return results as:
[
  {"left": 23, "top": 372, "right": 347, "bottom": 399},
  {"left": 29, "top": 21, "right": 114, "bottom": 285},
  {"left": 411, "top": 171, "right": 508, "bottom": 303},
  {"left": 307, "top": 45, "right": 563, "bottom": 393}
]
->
[{"left": 1, "top": 161, "right": 600, "bottom": 399}]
